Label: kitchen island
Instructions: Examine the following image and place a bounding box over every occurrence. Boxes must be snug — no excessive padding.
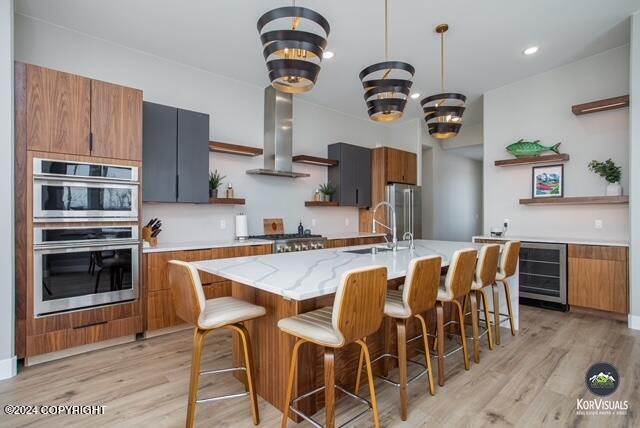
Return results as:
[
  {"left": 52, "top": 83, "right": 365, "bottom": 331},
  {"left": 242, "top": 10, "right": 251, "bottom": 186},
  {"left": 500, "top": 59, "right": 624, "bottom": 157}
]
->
[{"left": 193, "top": 239, "right": 519, "bottom": 419}]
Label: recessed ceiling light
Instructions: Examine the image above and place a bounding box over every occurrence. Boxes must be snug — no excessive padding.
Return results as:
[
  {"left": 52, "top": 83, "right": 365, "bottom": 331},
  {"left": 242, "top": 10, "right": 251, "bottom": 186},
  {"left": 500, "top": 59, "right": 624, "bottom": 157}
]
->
[
  {"left": 322, "top": 51, "right": 334, "bottom": 59},
  {"left": 410, "top": 92, "right": 421, "bottom": 99},
  {"left": 523, "top": 46, "right": 539, "bottom": 55}
]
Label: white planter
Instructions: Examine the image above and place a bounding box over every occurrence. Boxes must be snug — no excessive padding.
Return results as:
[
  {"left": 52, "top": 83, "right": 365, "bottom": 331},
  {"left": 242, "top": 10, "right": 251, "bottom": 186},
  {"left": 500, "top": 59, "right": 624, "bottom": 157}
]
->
[{"left": 606, "top": 182, "right": 622, "bottom": 196}]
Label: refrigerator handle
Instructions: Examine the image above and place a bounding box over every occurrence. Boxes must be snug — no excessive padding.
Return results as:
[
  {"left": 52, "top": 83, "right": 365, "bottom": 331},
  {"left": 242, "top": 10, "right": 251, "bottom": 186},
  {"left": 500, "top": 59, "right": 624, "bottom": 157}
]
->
[{"left": 409, "top": 189, "right": 413, "bottom": 235}]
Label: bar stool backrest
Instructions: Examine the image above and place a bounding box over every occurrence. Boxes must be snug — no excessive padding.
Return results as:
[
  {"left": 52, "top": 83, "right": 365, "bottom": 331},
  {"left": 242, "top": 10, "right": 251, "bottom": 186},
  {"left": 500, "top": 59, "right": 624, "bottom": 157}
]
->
[
  {"left": 499, "top": 241, "right": 521, "bottom": 278},
  {"left": 333, "top": 265, "right": 388, "bottom": 345},
  {"left": 403, "top": 255, "right": 442, "bottom": 315},
  {"left": 475, "top": 244, "right": 500, "bottom": 287},
  {"left": 444, "top": 248, "right": 478, "bottom": 299},
  {"left": 168, "top": 260, "right": 206, "bottom": 328}
]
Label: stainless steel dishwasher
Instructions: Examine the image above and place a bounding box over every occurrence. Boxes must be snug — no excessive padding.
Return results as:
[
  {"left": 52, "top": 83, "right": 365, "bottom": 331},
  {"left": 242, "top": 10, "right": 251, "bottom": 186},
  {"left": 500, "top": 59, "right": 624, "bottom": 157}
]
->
[{"left": 519, "top": 242, "right": 568, "bottom": 311}]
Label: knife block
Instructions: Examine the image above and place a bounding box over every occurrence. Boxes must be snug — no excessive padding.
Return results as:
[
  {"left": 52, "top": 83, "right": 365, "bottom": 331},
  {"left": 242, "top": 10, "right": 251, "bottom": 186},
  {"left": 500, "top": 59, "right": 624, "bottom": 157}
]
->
[{"left": 142, "top": 226, "right": 158, "bottom": 247}]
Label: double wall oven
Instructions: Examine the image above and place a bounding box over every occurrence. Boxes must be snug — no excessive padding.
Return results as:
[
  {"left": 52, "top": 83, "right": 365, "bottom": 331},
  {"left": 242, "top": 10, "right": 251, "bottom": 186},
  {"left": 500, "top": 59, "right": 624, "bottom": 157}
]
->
[{"left": 32, "top": 158, "right": 141, "bottom": 317}]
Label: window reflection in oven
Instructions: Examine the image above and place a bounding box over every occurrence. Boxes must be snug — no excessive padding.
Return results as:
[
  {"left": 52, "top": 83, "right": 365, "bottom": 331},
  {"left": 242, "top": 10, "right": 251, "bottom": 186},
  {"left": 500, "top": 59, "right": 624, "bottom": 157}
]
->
[
  {"left": 42, "top": 185, "right": 133, "bottom": 212},
  {"left": 41, "top": 248, "right": 134, "bottom": 302}
]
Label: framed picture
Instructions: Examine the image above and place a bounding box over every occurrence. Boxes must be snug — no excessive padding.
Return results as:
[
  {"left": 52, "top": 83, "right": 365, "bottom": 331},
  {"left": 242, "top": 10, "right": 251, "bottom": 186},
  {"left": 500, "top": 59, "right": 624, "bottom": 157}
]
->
[{"left": 532, "top": 164, "right": 564, "bottom": 198}]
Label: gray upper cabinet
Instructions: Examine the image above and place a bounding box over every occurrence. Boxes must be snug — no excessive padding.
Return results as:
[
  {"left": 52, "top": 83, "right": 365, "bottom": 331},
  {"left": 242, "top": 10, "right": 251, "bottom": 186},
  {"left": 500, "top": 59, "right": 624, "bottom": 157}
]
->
[
  {"left": 143, "top": 102, "right": 210, "bottom": 203},
  {"left": 177, "top": 109, "right": 209, "bottom": 203},
  {"left": 328, "top": 143, "right": 372, "bottom": 208}
]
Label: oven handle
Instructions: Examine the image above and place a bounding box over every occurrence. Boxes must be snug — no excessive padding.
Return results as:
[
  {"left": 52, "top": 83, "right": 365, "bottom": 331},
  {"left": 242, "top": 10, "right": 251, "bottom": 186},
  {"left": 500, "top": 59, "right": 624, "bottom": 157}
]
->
[
  {"left": 33, "top": 174, "right": 139, "bottom": 185},
  {"left": 34, "top": 240, "right": 140, "bottom": 252}
]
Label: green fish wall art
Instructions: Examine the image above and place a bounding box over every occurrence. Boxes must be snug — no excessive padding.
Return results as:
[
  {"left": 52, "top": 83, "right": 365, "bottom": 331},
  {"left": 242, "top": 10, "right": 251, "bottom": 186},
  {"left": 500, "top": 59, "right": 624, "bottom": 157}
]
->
[{"left": 506, "top": 139, "right": 562, "bottom": 158}]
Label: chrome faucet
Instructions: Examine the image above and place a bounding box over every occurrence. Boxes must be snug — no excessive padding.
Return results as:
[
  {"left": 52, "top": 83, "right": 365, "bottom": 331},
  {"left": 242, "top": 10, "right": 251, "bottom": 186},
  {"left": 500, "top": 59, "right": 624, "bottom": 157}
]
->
[
  {"left": 403, "top": 231, "right": 415, "bottom": 251},
  {"left": 372, "top": 201, "right": 398, "bottom": 251}
]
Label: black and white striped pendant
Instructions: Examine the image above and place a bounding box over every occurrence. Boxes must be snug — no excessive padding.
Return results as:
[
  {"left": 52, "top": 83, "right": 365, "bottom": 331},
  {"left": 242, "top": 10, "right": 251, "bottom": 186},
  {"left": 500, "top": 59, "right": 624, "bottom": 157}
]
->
[
  {"left": 359, "top": 61, "right": 415, "bottom": 122},
  {"left": 257, "top": 6, "right": 330, "bottom": 94},
  {"left": 421, "top": 92, "right": 466, "bottom": 140}
]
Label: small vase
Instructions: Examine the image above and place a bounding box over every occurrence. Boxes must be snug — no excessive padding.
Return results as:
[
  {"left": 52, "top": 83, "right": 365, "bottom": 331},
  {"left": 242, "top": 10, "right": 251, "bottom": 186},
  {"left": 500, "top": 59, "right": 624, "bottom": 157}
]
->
[
  {"left": 209, "top": 188, "right": 218, "bottom": 198},
  {"left": 606, "top": 182, "right": 622, "bottom": 196},
  {"left": 323, "top": 194, "right": 330, "bottom": 202}
]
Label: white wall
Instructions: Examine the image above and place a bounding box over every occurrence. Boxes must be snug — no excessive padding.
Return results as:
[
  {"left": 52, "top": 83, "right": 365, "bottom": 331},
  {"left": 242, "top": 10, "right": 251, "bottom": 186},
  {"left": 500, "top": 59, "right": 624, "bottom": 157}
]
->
[
  {"left": 630, "top": 12, "right": 640, "bottom": 330},
  {"left": 483, "top": 45, "right": 630, "bottom": 240},
  {"left": 422, "top": 141, "right": 483, "bottom": 242},
  {"left": 0, "top": 0, "right": 16, "bottom": 379},
  {"left": 14, "top": 14, "right": 402, "bottom": 242}
]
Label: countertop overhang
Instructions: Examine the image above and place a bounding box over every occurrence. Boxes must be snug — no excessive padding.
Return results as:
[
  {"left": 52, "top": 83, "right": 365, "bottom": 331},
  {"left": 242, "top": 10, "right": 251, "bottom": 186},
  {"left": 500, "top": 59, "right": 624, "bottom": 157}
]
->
[{"left": 192, "top": 239, "right": 482, "bottom": 301}]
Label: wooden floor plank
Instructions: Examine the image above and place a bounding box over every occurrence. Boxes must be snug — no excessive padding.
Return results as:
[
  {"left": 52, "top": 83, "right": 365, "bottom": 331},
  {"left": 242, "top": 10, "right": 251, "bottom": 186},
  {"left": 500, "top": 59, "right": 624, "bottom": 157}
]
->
[{"left": 0, "top": 306, "right": 638, "bottom": 427}]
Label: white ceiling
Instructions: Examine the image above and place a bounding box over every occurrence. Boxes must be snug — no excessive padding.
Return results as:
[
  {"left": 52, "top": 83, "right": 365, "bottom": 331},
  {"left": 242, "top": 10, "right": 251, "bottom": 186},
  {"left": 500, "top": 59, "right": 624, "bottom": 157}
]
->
[{"left": 16, "top": 0, "right": 639, "bottom": 125}]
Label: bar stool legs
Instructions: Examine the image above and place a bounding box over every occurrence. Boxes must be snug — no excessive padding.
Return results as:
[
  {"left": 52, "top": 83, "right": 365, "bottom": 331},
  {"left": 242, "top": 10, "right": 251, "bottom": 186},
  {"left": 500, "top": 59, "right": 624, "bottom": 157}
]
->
[
  {"left": 187, "top": 329, "right": 207, "bottom": 428},
  {"left": 282, "top": 339, "right": 307, "bottom": 428},
  {"left": 478, "top": 289, "right": 495, "bottom": 351},
  {"left": 186, "top": 325, "right": 260, "bottom": 428},
  {"left": 414, "top": 314, "right": 436, "bottom": 396},
  {"left": 396, "top": 320, "right": 408, "bottom": 420},
  {"left": 283, "top": 338, "right": 380, "bottom": 428},
  {"left": 492, "top": 279, "right": 516, "bottom": 345},
  {"left": 469, "top": 292, "right": 481, "bottom": 363},
  {"left": 434, "top": 300, "right": 470, "bottom": 387}
]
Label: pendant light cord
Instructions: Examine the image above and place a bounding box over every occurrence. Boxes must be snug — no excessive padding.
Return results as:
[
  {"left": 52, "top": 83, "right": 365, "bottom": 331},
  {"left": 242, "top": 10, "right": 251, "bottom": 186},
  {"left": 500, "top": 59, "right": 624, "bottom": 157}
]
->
[
  {"left": 384, "top": 0, "right": 388, "bottom": 61},
  {"left": 441, "top": 30, "right": 445, "bottom": 93}
]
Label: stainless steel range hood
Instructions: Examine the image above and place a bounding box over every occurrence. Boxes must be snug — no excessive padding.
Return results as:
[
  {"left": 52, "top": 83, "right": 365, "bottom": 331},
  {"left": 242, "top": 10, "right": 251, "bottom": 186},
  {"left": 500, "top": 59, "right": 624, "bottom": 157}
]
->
[{"left": 246, "top": 86, "right": 310, "bottom": 178}]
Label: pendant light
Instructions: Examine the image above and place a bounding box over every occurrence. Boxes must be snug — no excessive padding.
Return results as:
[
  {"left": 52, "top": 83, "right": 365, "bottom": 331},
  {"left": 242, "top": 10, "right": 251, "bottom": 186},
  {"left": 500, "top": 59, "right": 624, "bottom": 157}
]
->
[
  {"left": 421, "top": 24, "right": 466, "bottom": 140},
  {"left": 257, "top": 1, "right": 330, "bottom": 94},
  {"left": 359, "top": 0, "right": 415, "bottom": 122}
]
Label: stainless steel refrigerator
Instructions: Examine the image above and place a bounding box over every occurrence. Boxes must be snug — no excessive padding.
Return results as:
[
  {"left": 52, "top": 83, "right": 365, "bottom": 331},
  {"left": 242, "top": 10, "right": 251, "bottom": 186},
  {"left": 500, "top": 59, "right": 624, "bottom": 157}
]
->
[{"left": 386, "top": 184, "right": 422, "bottom": 239}]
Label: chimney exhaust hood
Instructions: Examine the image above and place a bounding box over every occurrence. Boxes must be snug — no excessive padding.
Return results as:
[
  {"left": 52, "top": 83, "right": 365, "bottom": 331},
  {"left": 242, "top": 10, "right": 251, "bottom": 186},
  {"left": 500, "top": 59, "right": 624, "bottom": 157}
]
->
[{"left": 246, "top": 86, "right": 310, "bottom": 178}]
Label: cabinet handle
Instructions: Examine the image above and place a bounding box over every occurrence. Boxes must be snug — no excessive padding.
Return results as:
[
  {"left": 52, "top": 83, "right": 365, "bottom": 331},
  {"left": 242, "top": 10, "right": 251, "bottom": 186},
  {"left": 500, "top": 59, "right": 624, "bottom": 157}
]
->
[
  {"left": 73, "top": 320, "right": 107, "bottom": 329},
  {"left": 176, "top": 174, "right": 179, "bottom": 200},
  {"left": 89, "top": 132, "right": 93, "bottom": 152},
  {"left": 356, "top": 188, "right": 359, "bottom": 204}
]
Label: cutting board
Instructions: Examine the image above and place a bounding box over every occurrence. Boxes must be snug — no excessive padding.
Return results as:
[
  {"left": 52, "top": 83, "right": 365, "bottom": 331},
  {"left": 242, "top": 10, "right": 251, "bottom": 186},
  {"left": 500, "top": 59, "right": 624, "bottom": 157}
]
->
[{"left": 263, "top": 218, "right": 284, "bottom": 235}]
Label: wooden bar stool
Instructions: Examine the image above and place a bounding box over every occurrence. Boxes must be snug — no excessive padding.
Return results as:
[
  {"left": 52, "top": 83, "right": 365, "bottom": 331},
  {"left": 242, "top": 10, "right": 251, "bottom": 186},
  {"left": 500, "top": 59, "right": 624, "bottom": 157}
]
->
[
  {"left": 278, "top": 266, "right": 388, "bottom": 428},
  {"left": 167, "top": 260, "right": 266, "bottom": 428},
  {"left": 491, "top": 241, "right": 521, "bottom": 345},
  {"left": 354, "top": 255, "right": 440, "bottom": 421},
  {"left": 433, "top": 248, "right": 478, "bottom": 386},
  {"left": 465, "top": 244, "right": 500, "bottom": 363}
]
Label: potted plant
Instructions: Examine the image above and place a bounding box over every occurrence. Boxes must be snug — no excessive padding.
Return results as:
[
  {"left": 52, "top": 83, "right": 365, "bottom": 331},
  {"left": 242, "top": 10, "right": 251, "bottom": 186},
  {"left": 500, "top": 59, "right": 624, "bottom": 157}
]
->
[
  {"left": 319, "top": 182, "right": 336, "bottom": 202},
  {"left": 588, "top": 159, "right": 622, "bottom": 196},
  {"left": 209, "top": 170, "right": 226, "bottom": 198}
]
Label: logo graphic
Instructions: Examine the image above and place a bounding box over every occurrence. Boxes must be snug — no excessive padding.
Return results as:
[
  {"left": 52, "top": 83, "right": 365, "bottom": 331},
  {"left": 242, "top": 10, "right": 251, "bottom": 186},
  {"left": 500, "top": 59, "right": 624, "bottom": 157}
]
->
[{"left": 585, "top": 362, "right": 619, "bottom": 396}]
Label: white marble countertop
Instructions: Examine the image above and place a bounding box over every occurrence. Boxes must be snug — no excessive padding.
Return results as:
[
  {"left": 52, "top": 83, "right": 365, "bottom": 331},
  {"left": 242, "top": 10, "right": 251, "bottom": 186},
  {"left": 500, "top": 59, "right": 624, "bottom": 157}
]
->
[
  {"left": 193, "top": 239, "right": 482, "bottom": 301},
  {"left": 472, "top": 235, "right": 629, "bottom": 247},
  {"left": 143, "top": 238, "right": 274, "bottom": 254},
  {"left": 324, "top": 232, "right": 387, "bottom": 240}
]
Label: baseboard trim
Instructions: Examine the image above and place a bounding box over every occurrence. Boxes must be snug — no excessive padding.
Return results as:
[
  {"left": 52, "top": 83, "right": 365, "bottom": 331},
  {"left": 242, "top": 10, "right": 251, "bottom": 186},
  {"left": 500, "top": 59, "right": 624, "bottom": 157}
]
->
[
  {"left": 143, "top": 324, "right": 191, "bottom": 339},
  {"left": 629, "top": 314, "right": 640, "bottom": 331},
  {"left": 0, "top": 356, "right": 17, "bottom": 380},
  {"left": 25, "top": 335, "right": 136, "bottom": 367}
]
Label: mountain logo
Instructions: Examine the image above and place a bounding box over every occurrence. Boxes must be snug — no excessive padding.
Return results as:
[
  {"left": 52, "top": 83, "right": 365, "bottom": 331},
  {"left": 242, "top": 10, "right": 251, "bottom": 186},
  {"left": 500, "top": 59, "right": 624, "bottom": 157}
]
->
[{"left": 585, "top": 362, "right": 619, "bottom": 396}]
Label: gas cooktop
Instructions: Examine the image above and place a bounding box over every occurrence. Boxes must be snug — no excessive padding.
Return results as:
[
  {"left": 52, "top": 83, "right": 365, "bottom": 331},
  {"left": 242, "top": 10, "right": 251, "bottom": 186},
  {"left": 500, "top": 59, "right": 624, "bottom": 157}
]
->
[{"left": 248, "top": 233, "right": 326, "bottom": 252}]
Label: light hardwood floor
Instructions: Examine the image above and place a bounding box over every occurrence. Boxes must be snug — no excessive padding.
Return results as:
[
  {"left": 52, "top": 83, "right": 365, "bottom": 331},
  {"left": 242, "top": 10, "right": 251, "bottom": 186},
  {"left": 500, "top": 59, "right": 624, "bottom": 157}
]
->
[{"left": 0, "top": 306, "right": 638, "bottom": 427}]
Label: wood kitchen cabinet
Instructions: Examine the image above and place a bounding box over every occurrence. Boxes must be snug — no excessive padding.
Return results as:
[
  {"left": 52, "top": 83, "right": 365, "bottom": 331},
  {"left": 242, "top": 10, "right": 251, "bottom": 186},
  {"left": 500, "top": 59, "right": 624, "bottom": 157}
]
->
[
  {"left": 568, "top": 245, "right": 628, "bottom": 315},
  {"left": 25, "top": 64, "right": 91, "bottom": 155},
  {"left": 328, "top": 143, "right": 372, "bottom": 207},
  {"left": 22, "top": 63, "right": 142, "bottom": 161},
  {"left": 90, "top": 80, "right": 143, "bottom": 161},
  {"left": 385, "top": 147, "right": 417, "bottom": 184},
  {"left": 142, "top": 101, "right": 209, "bottom": 203},
  {"left": 144, "top": 244, "right": 272, "bottom": 332}
]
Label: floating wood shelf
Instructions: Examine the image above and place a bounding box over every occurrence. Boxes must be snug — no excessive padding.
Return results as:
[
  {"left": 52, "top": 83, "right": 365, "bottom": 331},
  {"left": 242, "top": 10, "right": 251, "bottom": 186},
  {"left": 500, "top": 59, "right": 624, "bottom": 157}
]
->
[
  {"left": 305, "top": 201, "right": 339, "bottom": 207},
  {"left": 209, "top": 141, "right": 263, "bottom": 157},
  {"left": 519, "top": 196, "right": 628, "bottom": 206},
  {"left": 495, "top": 153, "right": 570, "bottom": 167},
  {"left": 209, "top": 197, "right": 246, "bottom": 205},
  {"left": 572, "top": 95, "right": 629, "bottom": 116},
  {"left": 292, "top": 155, "right": 338, "bottom": 167}
]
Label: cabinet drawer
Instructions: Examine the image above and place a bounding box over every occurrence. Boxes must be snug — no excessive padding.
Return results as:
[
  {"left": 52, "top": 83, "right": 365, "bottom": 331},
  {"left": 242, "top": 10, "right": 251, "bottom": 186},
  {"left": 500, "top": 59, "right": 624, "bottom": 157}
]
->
[
  {"left": 568, "top": 245, "right": 628, "bottom": 314},
  {"left": 147, "top": 283, "right": 231, "bottom": 331}
]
